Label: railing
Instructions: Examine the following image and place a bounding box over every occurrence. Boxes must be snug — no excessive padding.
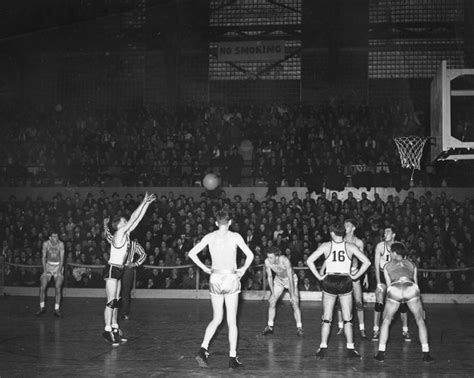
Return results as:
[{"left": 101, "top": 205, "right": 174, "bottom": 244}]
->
[{"left": 1, "top": 259, "right": 473, "bottom": 295}]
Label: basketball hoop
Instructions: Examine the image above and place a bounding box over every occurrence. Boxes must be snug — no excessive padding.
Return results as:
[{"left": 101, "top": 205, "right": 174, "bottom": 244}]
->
[{"left": 394, "top": 135, "right": 428, "bottom": 185}]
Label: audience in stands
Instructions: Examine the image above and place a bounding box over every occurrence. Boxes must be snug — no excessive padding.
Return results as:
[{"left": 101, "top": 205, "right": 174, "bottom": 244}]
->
[
  {"left": 1, "top": 189, "right": 473, "bottom": 294},
  {"left": 1, "top": 101, "right": 471, "bottom": 188}
]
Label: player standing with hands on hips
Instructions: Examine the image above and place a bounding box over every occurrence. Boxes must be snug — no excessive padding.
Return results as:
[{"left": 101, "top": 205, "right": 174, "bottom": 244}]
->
[
  {"left": 189, "top": 210, "right": 254, "bottom": 369},
  {"left": 306, "top": 223, "right": 371, "bottom": 359}
]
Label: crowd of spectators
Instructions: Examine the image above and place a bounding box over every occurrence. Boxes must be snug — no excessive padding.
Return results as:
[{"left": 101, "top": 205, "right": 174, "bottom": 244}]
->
[
  {"left": 1, "top": 101, "right": 471, "bottom": 189},
  {"left": 1, "top": 189, "right": 473, "bottom": 294}
]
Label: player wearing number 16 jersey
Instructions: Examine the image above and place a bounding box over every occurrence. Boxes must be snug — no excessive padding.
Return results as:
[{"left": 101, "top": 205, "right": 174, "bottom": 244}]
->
[{"left": 306, "top": 223, "right": 371, "bottom": 359}]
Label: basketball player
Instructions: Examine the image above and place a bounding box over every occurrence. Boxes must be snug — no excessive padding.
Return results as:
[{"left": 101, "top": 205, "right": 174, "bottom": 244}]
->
[
  {"left": 104, "top": 224, "right": 146, "bottom": 320},
  {"left": 36, "top": 232, "right": 65, "bottom": 317},
  {"left": 374, "top": 242, "right": 434, "bottom": 362},
  {"left": 306, "top": 223, "right": 371, "bottom": 359},
  {"left": 335, "top": 219, "right": 368, "bottom": 338},
  {"left": 262, "top": 246, "right": 303, "bottom": 337},
  {"left": 102, "top": 192, "right": 156, "bottom": 346},
  {"left": 372, "top": 226, "right": 410, "bottom": 341},
  {"left": 189, "top": 209, "right": 254, "bottom": 369}
]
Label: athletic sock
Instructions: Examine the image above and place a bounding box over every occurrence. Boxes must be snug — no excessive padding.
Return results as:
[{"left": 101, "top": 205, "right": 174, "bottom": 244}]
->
[
  {"left": 346, "top": 343, "right": 354, "bottom": 349},
  {"left": 104, "top": 325, "right": 112, "bottom": 332},
  {"left": 403, "top": 327, "right": 408, "bottom": 333},
  {"left": 338, "top": 321, "right": 343, "bottom": 329},
  {"left": 268, "top": 321, "right": 274, "bottom": 327},
  {"left": 54, "top": 304, "right": 60, "bottom": 310},
  {"left": 229, "top": 350, "right": 236, "bottom": 358},
  {"left": 296, "top": 322, "right": 302, "bottom": 328},
  {"left": 379, "top": 344, "right": 386, "bottom": 352},
  {"left": 422, "top": 344, "right": 429, "bottom": 353},
  {"left": 359, "top": 325, "right": 365, "bottom": 331},
  {"left": 40, "top": 302, "right": 45, "bottom": 308},
  {"left": 373, "top": 326, "right": 379, "bottom": 332},
  {"left": 111, "top": 323, "right": 119, "bottom": 329},
  {"left": 320, "top": 342, "right": 327, "bottom": 348}
]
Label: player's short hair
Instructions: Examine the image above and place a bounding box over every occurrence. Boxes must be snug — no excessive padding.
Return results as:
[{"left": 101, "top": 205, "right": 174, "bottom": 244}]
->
[
  {"left": 265, "top": 245, "right": 281, "bottom": 256},
  {"left": 329, "top": 222, "right": 345, "bottom": 237},
  {"left": 344, "top": 218, "right": 357, "bottom": 228},
  {"left": 215, "top": 209, "right": 230, "bottom": 225},
  {"left": 391, "top": 242, "right": 408, "bottom": 257},
  {"left": 385, "top": 225, "right": 397, "bottom": 234}
]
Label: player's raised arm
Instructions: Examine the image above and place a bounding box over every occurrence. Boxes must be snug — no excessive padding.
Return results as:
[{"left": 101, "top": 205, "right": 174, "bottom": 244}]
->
[
  {"left": 122, "top": 192, "right": 156, "bottom": 234},
  {"left": 347, "top": 243, "right": 371, "bottom": 281},
  {"left": 306, "top": 242, "right": 330, "bottom": 281}
]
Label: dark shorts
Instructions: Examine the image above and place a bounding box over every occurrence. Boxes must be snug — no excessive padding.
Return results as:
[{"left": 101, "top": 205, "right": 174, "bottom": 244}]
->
[
  {"left": 322, "top": 275, "right": 353, "bottom": 296},
  {"left": 103, "top": 263, "right": 124, "bottom": 280}
]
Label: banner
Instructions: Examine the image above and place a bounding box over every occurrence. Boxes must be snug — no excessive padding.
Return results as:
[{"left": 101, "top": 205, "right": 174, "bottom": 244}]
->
[{"left": 217, "top": 41, "right": 285, "bottom": 62}]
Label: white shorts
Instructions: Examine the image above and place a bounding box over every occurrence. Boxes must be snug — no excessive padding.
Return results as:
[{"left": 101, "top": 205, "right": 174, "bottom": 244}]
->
[
  {"left": 274, "top": 274, "right": 298, "bottom": 291},
  {"left": 209, "top": 271, "right": 241, "bottom": 297},
  {"left": 41, "top": 262, "right": 63, "bottom": 281},
  {"left": 387, "top": 280, "right": 420, "bottom": 303}
]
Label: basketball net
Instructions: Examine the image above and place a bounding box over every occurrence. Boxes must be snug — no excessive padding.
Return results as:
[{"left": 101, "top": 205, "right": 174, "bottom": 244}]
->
[{"left": 394, "top": 136, "right": 428, "bottom": 185}]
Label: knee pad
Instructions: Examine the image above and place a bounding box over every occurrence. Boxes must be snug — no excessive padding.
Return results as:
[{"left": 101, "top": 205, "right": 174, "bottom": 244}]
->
[
  {"left": 355, "top": 301, "right": 364, "bottom": 311},
  {"left": 374, "top": 302, "right": 384, "bottom": 312},
  {"left": 321, "top": 316, "right": 332, "bottom": 324},
  {"left": 106, "top": 299, "right": 117, "bottom": 309},
  {"left": 399, "top": 303, "right": 408, "bottom": 313},
  {"left": 343, "top": 317, "right": 353, "bottom": 325}
]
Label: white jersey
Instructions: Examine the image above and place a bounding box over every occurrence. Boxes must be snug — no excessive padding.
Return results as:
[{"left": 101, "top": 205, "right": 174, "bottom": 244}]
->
[
  {"left": 379, "top": 242, "right": 391, "bottom": 271},
  {"left": 108, "top": 234, "right": 129, "bottom": 266},
  {"left": 325, "top": 241, "right": 352, "bottom": 274}
]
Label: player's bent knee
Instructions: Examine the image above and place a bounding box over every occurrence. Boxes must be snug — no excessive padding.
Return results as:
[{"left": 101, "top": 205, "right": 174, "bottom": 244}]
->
[
  {"left": 355, "top": 301, "right": 364, "bottom": 311},
  {"left": 106, "top": 299, "right": 118, "bottom": 309}
]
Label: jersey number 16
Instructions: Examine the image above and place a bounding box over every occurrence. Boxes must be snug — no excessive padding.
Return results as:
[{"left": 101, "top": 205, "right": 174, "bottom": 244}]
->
[{"left": 332, "top": 250, "right": 345, "bottom": 262}]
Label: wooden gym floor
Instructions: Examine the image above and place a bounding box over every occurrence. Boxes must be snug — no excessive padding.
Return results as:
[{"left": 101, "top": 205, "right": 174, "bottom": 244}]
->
[{"left": 0, "top": 296, "right": 473, "bottom": 377}]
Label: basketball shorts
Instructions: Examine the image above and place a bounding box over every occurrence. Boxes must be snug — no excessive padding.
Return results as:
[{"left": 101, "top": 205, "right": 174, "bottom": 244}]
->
[
  {"left": 42, "top": 262, "right": 63, "bottom": 280},
  {"left": 103, "top": 263, "right": 124, "bottom": 280},
  {"left": 274, "top": 274, "right": 298, "bottom": 292},
  {"left": 209, "top": 271, "right": 241, "bottom": 296},
  {"left": 322, "top": 274, "right": 353, "bottom": 296},
  {"left": 387, "top": 279, "right": 420, "bottom": 303}
]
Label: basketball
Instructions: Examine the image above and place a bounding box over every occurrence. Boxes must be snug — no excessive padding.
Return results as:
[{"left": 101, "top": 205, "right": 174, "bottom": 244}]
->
[{"left": 203, "top": 173, "right": 219, "bottom": 190}]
